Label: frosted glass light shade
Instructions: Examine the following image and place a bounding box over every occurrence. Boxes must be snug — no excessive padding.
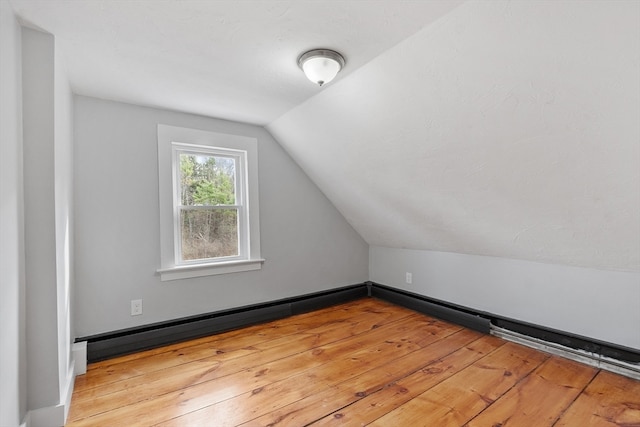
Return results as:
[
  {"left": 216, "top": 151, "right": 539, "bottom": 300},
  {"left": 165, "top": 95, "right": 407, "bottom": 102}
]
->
[{"left": 298, "top": 49, "right": 345, "bottom": 86}]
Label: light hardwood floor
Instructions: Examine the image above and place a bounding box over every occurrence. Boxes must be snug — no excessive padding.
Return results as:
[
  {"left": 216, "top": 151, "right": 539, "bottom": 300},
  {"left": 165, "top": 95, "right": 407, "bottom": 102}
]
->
[{"left": 68, "top": 298, "right": 640, "bottom": 426}]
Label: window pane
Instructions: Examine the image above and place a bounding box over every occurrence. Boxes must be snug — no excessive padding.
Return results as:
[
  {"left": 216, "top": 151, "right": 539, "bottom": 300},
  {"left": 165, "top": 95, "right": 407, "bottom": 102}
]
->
[
  {"left": 180, "top": 209, "right": 238, "bottom": 260},
  {"left": 179, "top": 153, "right": 236, "bottom": 206}
]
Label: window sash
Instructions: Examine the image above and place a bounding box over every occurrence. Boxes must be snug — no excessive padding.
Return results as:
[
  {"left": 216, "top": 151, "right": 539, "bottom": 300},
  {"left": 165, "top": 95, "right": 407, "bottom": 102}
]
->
[
  {"left": 176, "top": 206, "right": 241, "bottom": 264},
  {"left": 171, "top": 143, "right": 249, "bottom": 265}
]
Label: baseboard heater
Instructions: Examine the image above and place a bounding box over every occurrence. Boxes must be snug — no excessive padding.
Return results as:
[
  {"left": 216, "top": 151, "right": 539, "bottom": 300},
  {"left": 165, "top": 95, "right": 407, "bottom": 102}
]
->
[
  {"left": 367, "top": 282, "right": 640, "bottom": 379},
  {"left": 369, "top": 283, "right": 492, "bottom": 334},
  {"left": 77, "top": 281, "right": 639, "bottom": 373},
  {"left": 77, "top": 284, "right": 367, "bottom": 363}
]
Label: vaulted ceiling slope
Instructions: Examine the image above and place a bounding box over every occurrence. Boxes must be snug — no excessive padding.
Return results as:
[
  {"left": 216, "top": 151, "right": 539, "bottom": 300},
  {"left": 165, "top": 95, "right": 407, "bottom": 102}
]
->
[{"left": 268, "top": 0, "right": 640, "bottom": 272}]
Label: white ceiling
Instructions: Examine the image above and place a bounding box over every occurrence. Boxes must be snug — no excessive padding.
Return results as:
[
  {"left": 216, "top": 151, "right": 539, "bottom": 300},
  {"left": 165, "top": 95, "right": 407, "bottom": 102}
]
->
[
  {"left": 10, "top": 0, "right": 462, "bottom": 125},
  {"left": 10, "top": 0, "right": 640, "bottom": 272}
]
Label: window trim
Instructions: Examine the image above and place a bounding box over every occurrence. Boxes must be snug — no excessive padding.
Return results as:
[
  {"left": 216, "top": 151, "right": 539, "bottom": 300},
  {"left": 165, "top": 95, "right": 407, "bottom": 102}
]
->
[{"left": 157, "top": 124, "right": 263, "bottom": 281}]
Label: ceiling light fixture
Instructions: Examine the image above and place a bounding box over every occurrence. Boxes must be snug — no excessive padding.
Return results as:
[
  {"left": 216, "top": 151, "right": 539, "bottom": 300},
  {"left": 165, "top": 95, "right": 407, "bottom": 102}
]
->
[{"left": 298, "top": 49, "right": 346, "bottom": 87}]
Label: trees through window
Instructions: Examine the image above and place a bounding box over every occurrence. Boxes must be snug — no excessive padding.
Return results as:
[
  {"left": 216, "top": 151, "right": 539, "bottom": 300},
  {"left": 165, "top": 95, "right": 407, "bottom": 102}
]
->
[{"left": 175, "top": 148, "right": 242, "bottom": 262}]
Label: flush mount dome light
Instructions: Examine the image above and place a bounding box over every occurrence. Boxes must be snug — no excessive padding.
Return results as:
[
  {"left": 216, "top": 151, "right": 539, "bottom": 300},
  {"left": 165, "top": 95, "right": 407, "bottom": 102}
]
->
[{"left": 298, "top": 49, "right": 346, "bottom": 86}]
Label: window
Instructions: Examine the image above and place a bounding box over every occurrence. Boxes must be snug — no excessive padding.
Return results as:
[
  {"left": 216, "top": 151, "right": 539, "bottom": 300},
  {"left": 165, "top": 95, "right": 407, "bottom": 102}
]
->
[
  {"left": 174, "top": 146, "right": 243, "bottom": 262},
  {"left": 157, "top": 125, "right": 263, "bottom": 281}
]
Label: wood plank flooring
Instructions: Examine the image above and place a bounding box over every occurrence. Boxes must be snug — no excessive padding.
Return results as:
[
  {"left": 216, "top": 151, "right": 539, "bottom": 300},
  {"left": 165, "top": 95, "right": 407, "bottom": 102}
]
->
[{"left": 68, "top": 298, "right": 640, "bottom": 426}]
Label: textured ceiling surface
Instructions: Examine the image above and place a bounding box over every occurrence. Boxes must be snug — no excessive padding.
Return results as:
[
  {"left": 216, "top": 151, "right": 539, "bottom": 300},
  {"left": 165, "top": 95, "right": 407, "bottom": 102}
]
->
[
  {"left": 269, "top": 0, "right": 640, "bottom": 272},
  {"left": 10, "top": 0, "right": 461, "bottom": 125}
]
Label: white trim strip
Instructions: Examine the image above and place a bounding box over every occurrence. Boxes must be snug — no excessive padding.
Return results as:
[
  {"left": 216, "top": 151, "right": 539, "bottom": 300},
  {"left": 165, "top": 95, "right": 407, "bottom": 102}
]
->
[{"left": 28, "top": 404, "right": 64, "bottom": 427}]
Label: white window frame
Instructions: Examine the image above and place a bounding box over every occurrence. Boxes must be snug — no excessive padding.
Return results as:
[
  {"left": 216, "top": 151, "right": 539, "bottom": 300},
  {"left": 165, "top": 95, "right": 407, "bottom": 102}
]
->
[{"left": 157, "top": 124, "right": 263, "bottom": 281}]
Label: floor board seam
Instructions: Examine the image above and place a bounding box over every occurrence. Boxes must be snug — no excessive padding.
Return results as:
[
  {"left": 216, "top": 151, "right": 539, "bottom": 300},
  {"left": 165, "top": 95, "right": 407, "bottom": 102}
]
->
[{"left": 549, "top": 368, "right": 600, "bottom": 427}]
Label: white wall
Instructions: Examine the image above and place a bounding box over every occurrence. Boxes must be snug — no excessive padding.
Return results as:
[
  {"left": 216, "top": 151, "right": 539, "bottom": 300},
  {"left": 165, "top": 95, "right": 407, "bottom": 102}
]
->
[
  {"left": 21, "top": 24, "right": 75, "bottom": 426},
  {"left": 0, "top": 2, "right": 27, "bottom": 425},
  {"left": 370, "top": 246, "right": 640, "bottom": 350},
  {"left": 73, "top": 96, "right": 368, "bottom": 337}
]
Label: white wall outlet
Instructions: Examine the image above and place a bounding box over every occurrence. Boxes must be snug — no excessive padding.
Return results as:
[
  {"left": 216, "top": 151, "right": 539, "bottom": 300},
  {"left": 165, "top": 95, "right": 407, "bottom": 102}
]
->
[
  {"left": 405, "top": 272, "right": 412, "bottom": 284},
  {"left": 131, "top": 299, "right": 143, "bottom": 316}
]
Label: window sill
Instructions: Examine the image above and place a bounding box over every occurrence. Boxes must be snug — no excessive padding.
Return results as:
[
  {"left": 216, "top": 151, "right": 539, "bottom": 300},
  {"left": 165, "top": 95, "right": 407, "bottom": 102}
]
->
[{"left": 157, "top": 258, "right": 265, "bottom": 281}]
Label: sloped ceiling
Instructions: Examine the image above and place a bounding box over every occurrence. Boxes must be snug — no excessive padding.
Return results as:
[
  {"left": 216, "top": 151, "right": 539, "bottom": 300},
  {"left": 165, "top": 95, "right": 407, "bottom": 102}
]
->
[
  {"left": 268, "top": 0, "right": 640, "bottom": 272},
  {"left": 10, "top": 0, "right": 639, "bottom": 272}
]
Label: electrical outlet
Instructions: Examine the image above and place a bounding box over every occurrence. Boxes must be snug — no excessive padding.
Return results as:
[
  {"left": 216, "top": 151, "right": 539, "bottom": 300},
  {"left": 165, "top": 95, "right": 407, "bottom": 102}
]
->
[
  {"left": 405, "top": 272, "right": 412, "bottom": 284},
  {"left": 131, "top": 299, "right": 143, "bottom": 316}
]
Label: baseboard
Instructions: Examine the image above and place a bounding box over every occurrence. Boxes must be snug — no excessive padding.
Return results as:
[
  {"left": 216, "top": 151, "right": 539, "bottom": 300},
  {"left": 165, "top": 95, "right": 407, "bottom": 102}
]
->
[
  {"left": 368, "top": 282, "right": 640, "bottom": 366},
  {"left": 370, "top": 282, "right": 492, "bottom": 333},
  {"left": 492, "top": 325, "right": 640, "bottom": 380},
  {"left": 77, "top": 283, "right": 368, "bottom": 363},
  {"left": 491, "top": 317, "right": 640, "bottom": 364},
  {"left": 27, "top": 403, "right": 64, "bottom": 427},
  {"left": 22, "top": 352, "right": 79, "bottom": 427}
]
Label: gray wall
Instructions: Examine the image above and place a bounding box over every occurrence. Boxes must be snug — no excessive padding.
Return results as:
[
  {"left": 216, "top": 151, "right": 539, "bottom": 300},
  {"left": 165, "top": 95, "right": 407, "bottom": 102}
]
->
[
  {"left": 0, "top": 3, "right": 27, "bottom": 426},
  {"left": 370, "top": 246, "right": 640, "bottom": 350},
  {"left": 22, "top": 24, "right": 76, "bottom": 425},
  {"left": 73, "top": 96, "right": 368, "bottom": 337},
  {"left": 22, "top": 25, "right": 60, "bottom": 413}
]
